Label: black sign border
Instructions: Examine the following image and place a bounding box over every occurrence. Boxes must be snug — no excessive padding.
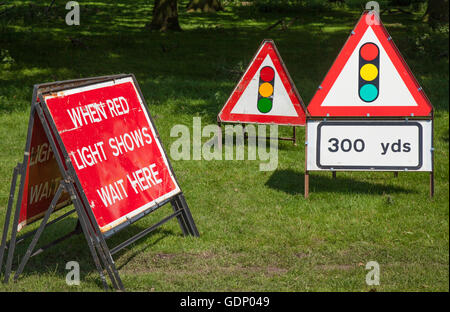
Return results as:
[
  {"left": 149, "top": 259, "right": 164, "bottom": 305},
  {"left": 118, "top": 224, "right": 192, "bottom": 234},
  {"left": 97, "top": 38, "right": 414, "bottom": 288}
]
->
[{"left": 316, "top": 121, "right": 423, "bottom": 170}]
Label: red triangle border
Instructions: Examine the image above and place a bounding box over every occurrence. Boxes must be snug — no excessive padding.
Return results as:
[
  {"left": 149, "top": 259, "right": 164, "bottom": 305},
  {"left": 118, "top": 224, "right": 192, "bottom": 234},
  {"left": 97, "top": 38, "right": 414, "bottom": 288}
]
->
[
  {"left": 307, "top": 12, "right": 433, "bottom": 117},
  {"left": 218, "top": 40, "right": 308, "bottom": 125}
]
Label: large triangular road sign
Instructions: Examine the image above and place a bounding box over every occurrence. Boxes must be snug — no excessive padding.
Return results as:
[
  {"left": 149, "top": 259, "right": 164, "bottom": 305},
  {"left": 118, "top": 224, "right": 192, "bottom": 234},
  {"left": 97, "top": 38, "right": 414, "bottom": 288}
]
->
[
  {"left": 308, "top": 11, "right": 433, "bottom": 117},
  {"left": 219, "top": 40, "right": 308, "bottom": 125}
]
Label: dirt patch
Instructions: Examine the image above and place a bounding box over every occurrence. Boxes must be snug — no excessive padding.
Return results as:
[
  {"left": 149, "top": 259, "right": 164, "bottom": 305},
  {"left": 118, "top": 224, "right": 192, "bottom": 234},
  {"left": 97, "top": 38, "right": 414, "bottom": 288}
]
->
[
  {"left": 120, "top": 251, "right": 218, "bottom": 273},
  {"left": 295, "top": 252, "right": 309, "bottom": 259},
  {"left": 266, "top": 266, "right": 288, "bottom": 275},
  {"left": 121, "top": 251, "right": 291, "bottom": 277},
  {"left": 316, "top": 264, "right": 356, "bottom": 271},
  {"left": 154, "top": 253, "right": 177, "bottom": 261}
]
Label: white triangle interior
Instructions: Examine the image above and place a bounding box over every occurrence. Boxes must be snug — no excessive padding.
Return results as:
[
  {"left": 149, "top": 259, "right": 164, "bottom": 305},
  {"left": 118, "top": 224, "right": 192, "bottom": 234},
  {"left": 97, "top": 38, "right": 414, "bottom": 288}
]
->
[
  {"left": 230, "top": 54, "right": 299, "bottom": 116},
  {"left": 321, "top": 26, "right": 418, "bottom": 107}
]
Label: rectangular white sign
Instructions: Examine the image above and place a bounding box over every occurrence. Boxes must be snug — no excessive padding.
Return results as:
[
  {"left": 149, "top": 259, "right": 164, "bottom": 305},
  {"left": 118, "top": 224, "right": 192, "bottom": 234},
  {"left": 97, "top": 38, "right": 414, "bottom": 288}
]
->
[{"left": 307, "top": 120, "right": 433, "bottom": 171}]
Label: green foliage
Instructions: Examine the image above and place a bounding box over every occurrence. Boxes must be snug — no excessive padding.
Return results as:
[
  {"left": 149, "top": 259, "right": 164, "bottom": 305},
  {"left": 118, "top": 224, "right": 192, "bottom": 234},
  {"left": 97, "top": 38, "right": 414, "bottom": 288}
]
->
[
  {"left": 409, "top": 24, "right": 449, "bottom": 57},
  {"left": 242, "top": 0, "right": 334, "bottom": 13},
  {"left": 0, "top": 49, "right": 15, "bottom": 69}
]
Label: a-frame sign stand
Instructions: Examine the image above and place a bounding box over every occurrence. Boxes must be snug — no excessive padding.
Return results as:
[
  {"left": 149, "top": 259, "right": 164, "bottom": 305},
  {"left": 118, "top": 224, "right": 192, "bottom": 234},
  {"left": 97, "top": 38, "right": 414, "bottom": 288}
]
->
[
  {"left": 217, "top": 119, "right": 298, "bottom": 145},
  {"left": 217, "top": 39, "right": 308, "bottom": 145},
  {"left": 0, "top": 74, "right": 199, "bottom": 291},
  {"left": 304, "top": 11, "right": 435, "bottom": 199}
]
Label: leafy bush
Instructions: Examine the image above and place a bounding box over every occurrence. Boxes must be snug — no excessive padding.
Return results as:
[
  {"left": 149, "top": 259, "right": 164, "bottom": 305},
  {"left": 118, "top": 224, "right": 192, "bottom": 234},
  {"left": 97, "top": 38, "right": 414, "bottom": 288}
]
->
[
  {"left": 0, "top": 49, "right": 15, "bottom": 69},
  {"left": 409, "top": 23, "right": 449, "bottom": 58}
]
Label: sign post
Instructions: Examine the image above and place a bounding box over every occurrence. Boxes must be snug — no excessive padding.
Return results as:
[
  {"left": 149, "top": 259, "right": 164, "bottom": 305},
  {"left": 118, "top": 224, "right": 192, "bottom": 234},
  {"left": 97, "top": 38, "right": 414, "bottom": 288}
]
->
[
  {"left": 0, "top": 74, "right": 199, "bottom": 290},
  {"left": 305, "top": 11, "right": 434, "bottom": 198}
]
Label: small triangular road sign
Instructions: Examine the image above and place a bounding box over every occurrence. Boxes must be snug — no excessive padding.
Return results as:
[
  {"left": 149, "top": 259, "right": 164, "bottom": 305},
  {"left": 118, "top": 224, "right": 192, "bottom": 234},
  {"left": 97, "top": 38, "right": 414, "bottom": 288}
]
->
[
  {"left": 219, "top": 40, "right": 308, "bottom": 125},
  {"left": 307, "top": 11, "right": 433, "bottom": 117}
]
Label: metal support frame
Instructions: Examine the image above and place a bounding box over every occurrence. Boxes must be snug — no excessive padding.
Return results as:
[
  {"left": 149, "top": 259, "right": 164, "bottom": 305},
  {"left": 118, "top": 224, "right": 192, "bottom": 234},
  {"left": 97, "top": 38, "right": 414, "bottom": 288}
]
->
[
  {"left": 0, "top": 164, "right": 21, "bottom": 274},
  {"left": 0, "top": 177, "right": 77, "bottom": 279},
  {"left": 13, "top": 183, "right": 65, "bottom": 280},
  {"left": 15, "top": 209, "right": 76, "bottom": 246},
  {"left": 217, "top": 120, "right": 223, "bottom": 150},
  {"left": 171, "top": 199, "right": 189, "bottom": 237},
  {"left": 304, "top": 122, "right": 309, "bottom": 199},
  {"left": 1, "top": 87, "right": 73, "bottom": 282},
  {"left": 277, "top": 126, "right": 297, "bottom": 144},
  {"left": 176, "top": 194, "right": 200, "bottom": 237},
  {"left": 430, "top": 111, "right": 435, "bottom": 198},
  {"left": 2, "top": 104, "right": 38, "bottom": 281},
  {"left": 3, "top": 161, "right": 28, "bottom": 283},
  {"left": 1, "top": 74, "right": 200, "bottom": 291},
  {"left": 218, "top": 121, "right": 297, "bottom": 145},
  {"left": 62, "top": 180, "right": 116, "bottom": 291},
  {"left": 430, "top": 171, "right": 434, "bottom": 197},
  {"left": 111, "top": 209, "right": 182, "bottom": 256},
  {"left": 27, "top": 222, "right": 80, "bottom": 259},
  {"left": 35, "top": 100, "right": 123, "bottom": 290},
  {"left": 109, "top": 193, "right": 199, "bottom": 255}
]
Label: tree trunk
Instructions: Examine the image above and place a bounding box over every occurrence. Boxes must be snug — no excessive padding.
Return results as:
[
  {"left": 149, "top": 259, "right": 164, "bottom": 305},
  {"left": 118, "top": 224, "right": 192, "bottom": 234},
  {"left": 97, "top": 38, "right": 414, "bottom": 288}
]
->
[
  {"left": 149, "top": 0, "right": 181, "bottom": 31},
  {"left": 423, "top": 0, "right": 449, "bottom": 27},
  {"left": 186, "top": 0, "right": 224, "bottom": 13}
]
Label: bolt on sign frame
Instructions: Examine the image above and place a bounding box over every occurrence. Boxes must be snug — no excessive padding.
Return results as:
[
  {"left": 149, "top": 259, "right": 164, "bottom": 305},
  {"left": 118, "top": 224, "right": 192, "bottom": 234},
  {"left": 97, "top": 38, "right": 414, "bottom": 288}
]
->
[
  {"left": 0, "top": 74, "right": 199, "bottom": 291},
  {"left": 304, "top": 11, "right": 434, "bottom": 198},
  {"left": 217, "top": 39, "right": 309, "bottom": 145}
]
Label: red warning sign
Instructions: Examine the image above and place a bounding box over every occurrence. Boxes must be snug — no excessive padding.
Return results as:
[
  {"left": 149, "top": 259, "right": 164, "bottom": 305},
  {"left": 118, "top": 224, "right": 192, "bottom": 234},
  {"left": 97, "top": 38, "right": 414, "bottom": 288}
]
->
[
  {"left": 41, "top": 77, "right": 180, "bottom": 233},
  {"left": 17, "top": 110, "right": 70, "bottom": 231},
  {"left": 307, "top": 11, "right": 433, "bottom": 117},
  {"left": 218, "top": 40, "right": 307, "bottom": 125}
]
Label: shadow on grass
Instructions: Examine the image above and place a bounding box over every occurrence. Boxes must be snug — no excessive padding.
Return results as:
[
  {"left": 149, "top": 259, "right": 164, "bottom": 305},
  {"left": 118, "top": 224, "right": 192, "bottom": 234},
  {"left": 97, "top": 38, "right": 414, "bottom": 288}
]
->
[
  {"left": 214, "top": 129, "right": 302, "bottom": 152},
  {"left": 4, "top": 210, "right": 181, "bottom": 289},
  {"left": 266, "top": 169, "right": 413, "bottom": 195}
]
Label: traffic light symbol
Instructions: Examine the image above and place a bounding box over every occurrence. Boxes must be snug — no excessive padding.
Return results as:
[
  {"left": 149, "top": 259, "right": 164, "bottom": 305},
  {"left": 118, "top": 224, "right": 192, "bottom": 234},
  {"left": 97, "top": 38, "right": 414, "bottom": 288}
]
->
[
  {"left": 257, "top": 66, "right": 275, "bottom": 113},
  {"left": 359, "top": 42, "right": 379, "bottom": 103}
]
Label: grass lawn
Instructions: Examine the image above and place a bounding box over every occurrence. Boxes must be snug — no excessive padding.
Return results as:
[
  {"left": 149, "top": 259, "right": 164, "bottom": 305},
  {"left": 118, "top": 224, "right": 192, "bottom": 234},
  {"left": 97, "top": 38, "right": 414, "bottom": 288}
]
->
[{"left": 0, "top": 1, "right": 448, "bottom": 291}]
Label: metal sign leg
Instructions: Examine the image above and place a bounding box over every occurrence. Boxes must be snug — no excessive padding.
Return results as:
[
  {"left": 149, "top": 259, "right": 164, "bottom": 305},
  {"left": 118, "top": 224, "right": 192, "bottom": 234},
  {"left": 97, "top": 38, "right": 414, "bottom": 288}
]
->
[
  {"left": 63, "top": 181, "right": 121, "bottom": 291},
  {"left": 177, "top": 194, "right": 200, "bottom": 237},
  {"left": 171, "top": 199, "right": 189, "bottom": 237},
  {"left": 3, "top": 161, "right": 27, "bottom": 283},
  {"left": 95, "top": 237, "right": 124, "bottom": 291},
  {"left": 71, "top": 199, "right": 110, "bottom": 291},
  {"left": 304, "top": 122, "right": 309, "bottom": 199},
  {"left": 0, "top": 164, "right": 20, "bottom": 274},
  {"left": 430, "top": 172, "right": 434, "bottom": 197},
  {"left": 63, "top": 177, "right": 125, "bottom": 290},
  {"left": 217, "top": 120, "right": 222, "bottom": 150},
  {"left": 430, "top": 115, "right": 435, "bottom": 198},
  {"left": 293, "top": 126, "right": 297, "bottom": 146},
  {"left": 13, "top": 183, "right": 64, "bottom": 281},
  {"left": 79, "top": 206, "right": 125, "bottom": 291},
  {"left": 304, "top": 171, "right": 309, "bottom": 199}
]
